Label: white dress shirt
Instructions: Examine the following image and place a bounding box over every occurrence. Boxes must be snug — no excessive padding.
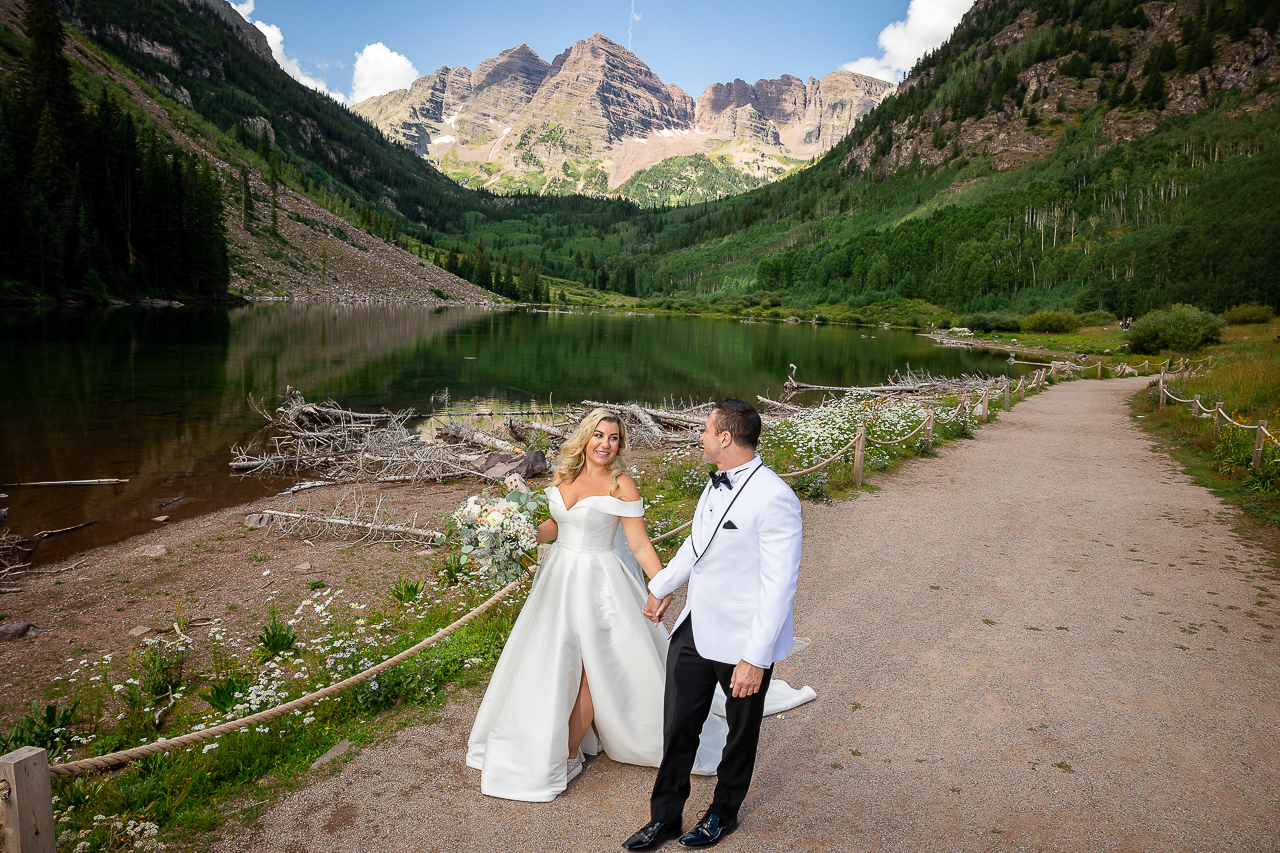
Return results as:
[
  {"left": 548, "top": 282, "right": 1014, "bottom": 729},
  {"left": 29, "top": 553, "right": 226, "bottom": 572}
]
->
[{"left": 696, "top": 455, "right": 762, "bottom": 552}]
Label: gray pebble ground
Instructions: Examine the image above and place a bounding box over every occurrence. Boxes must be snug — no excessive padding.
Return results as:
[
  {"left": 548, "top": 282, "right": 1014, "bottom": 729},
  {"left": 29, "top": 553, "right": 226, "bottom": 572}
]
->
[{"left": 214, "top": 376, "right": 1280, "bottom": 852}]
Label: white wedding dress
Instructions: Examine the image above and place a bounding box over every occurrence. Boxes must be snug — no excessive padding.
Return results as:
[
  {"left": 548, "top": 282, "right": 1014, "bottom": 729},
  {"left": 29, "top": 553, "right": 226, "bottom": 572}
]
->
[{"left": 465, "top": 485, "right": 815, "bottom": 802}]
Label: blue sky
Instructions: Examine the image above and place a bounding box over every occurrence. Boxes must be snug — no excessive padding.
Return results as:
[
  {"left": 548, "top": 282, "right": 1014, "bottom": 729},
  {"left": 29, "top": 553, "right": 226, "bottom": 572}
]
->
[{"left": 231, "top": 0, "right": 976, "bottom": 106}]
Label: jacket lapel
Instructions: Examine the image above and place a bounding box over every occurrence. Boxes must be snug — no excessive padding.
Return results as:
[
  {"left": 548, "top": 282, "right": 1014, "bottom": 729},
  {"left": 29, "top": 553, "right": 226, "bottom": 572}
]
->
[
  {"left": 692, "top": 461, "right": 762, "bottom": 563},
  {"left": 690, "top": 480, "right": 713, "bottom": 559}
]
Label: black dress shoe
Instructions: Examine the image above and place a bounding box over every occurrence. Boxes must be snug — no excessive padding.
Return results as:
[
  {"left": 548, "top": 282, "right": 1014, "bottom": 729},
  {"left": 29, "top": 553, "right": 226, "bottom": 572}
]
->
[
  {"left": 623, "top": 819, "right": 681, "bottom": 850},
  {"left": 678, "top": 812, "right": 738, "bottom": 848}
]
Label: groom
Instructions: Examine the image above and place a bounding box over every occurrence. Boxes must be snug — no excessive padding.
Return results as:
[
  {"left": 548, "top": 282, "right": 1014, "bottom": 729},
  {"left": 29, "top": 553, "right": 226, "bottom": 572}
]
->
[{"left": 625, "top": 399, "right": 803, "bottom": 850}]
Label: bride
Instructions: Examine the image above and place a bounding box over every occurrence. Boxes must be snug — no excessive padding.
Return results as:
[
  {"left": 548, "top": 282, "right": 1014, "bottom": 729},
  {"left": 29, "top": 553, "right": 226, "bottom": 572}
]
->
[{"left": 466, "top": 408, "right": 812, "bottom": 802}]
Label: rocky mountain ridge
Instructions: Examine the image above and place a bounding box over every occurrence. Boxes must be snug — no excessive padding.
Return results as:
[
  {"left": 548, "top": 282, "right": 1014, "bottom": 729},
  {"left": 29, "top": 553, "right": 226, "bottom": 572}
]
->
[
  {"left": 840, "top": 0, "right": 1279, "bottom": 178},
  {"left": 352, "top": 33, "right": 893, "bottom": 201}
]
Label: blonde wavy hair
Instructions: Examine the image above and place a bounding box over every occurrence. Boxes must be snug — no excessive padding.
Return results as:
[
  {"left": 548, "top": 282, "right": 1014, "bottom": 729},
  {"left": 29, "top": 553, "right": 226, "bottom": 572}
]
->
[{"left": 553, "top": 408, "right": 629, "bottom": 493}]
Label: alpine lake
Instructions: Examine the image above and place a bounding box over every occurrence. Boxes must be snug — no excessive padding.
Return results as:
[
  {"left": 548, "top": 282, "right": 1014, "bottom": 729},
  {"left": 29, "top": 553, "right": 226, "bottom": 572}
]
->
[{"left": 0, "top": 302, "right": 1026, "bottom": 563}]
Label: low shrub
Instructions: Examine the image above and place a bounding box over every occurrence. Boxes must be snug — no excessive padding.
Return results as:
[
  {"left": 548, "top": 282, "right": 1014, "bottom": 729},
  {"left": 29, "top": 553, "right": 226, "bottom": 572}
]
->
[
  {"left": 1021, "top": 310, "right": 1083, "bottom": 333},
  {"left": 1223, "top": 303, "right": 1274, "bottom": 325},
  {"left": 1078, "top": 309, "right": 1119, "bottom": 326},
  {"left": 1128, "top": 304, "right": 1226, "bottom": 354},
  {"left": 959, "top": 312, "right": 1022, "bottom": 332}
]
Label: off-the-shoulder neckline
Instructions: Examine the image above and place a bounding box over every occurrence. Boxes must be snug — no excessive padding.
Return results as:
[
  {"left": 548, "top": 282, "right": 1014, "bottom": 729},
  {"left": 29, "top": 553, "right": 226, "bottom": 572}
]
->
[{"left": 547, "top": 484, "right": 642, "bottom": 512}]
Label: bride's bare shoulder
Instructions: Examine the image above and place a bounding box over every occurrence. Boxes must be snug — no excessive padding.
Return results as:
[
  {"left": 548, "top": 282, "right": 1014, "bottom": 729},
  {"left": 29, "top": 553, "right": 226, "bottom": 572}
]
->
[{"left": 613, "top": 473, "right": 642, "bottom": 502}]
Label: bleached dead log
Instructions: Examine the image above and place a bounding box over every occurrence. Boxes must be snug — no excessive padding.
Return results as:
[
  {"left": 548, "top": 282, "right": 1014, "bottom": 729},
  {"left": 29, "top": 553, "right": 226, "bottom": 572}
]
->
[
  {"left": 644, "top": 409, "right": 705, "bottom": 429},
  {"left": 505, "top": 417, "right": 570, "bottom": 443},
  {"left": 436, "top": 422, "right": 517, "bottom": 453},
  {"left": 255, "top": 509, "right": 442, "bottom": 542},
  {"left": 5, "top": 479, "right": 129, "bottom": 486},
  {"left": 757, "top": 396, "right": 803, "bottom": 413}
]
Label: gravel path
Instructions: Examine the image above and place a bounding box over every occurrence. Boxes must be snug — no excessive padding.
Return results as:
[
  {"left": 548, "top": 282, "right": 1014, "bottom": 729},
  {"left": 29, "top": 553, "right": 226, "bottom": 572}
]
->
[{"left": 214, "top": 376, "right": 1280, "bottom": 852}]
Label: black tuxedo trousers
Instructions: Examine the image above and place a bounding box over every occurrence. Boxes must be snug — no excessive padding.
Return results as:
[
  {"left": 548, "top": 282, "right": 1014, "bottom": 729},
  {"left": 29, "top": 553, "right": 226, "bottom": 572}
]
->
[{"left": 650, "top": 617, "right": 773, "bottom": 824}]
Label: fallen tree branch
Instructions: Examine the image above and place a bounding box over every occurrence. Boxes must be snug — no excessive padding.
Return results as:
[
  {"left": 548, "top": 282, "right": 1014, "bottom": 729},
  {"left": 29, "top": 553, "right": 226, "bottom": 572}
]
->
[
  {"left": 435, "top": 422, "right": 517, "bottom": 453},
  {"left": 33, "top": 521, "right": 96, "bottom": 539},
  {"left": 254, "top": 509, "right": 442, "bottom": 542},
  {"left": 5, "top": 479, "right": 128, "bottom": 486},
  {"left": 757, "top": 395, "right": 803, "bottom": 413},
  {"left": 505, "top": 417, "right": 570, "bottom": 443}
]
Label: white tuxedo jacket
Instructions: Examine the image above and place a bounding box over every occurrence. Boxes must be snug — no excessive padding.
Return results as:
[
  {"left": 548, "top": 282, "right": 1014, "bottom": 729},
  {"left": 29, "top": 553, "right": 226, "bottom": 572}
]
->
[{"left": 649, "top": 459, "right": 803, "bottom": 667}]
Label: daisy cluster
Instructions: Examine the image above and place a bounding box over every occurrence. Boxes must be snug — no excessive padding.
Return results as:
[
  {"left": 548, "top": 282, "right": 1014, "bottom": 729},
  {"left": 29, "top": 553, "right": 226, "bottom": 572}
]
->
[
  {"left": 54, "top": 812, "right": 164, "bottom": 853},
  {"left": 764, "top": 394, "right": 930, "bottom": 469}
]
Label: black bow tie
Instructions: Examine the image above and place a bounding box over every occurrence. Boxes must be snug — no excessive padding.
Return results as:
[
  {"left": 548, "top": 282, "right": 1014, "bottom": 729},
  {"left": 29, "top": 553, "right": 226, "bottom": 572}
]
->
[{"left": 709, "top": 471, "right": 732, "bottom": 490}]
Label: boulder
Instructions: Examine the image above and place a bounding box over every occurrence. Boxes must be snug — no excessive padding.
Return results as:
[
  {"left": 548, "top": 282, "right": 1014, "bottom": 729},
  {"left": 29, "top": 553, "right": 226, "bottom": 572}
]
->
[
  {"left": 130, "top": 543, "right": 167, "bottom": 559},
  {"left": 127, "top": 626, "right": 155, "bottom": 638},
  {"left": 469, "top": 450, "right": 548, "bottom": 479},
  {"left": 310, "top": 738, "right": 352, "bottom": 769},
  {"left": 0, "top": 622, "right": 37, "bottom": 642}
]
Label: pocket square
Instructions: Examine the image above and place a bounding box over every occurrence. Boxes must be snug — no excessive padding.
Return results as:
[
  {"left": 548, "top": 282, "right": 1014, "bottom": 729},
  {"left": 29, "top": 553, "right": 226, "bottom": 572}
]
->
[{"left": 722, "top": 520, "right": 738, "bottom": 529}]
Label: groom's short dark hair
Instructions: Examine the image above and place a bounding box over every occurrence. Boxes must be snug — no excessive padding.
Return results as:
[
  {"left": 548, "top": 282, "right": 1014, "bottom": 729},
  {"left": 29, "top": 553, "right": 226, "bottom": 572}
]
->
[{"left": 713, "top": 398, "right": 761, "bottom": 450}]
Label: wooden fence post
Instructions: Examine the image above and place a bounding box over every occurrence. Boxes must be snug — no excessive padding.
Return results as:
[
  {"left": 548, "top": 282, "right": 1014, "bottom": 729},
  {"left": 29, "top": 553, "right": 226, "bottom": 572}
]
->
[
  {"left": 1, "top": 747, "right": 56, "bottom": 853},
  {"left": 1004, "top": 382, "right": 1011, "bottom": 411},
  {"left": 924, "top": 409, "right": 934, "bottom": 453},
  {"left": 1097, "top": 361, "right": 1103, "bottom": 379},
  {"left": 1019, "top": 377, "right": 1026, "bottom": 401},
  {"left": 1253, "top": 421, "right": 1268, "bottom": 473},
  {"left": 853, "top": 425, "right": 866, "bottom": 488},
  {"left": 1158, "top": 374, "right": 1166, "bottom": 410},
  {"left": 981, "top": 388, "right": 990, "bottom": 422},
  {"left": 1191, "top": 394, "right": 1200, "bottom": 418},
  {"left": 1213, "top": 402, "right": 1224, "bottom": 439}
]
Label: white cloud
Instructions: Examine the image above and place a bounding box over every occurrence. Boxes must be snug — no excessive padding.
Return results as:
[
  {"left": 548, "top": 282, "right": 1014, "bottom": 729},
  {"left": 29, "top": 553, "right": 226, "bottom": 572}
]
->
[
  {"left": 230, "top": 0, "right": 254, "bottom": 19},
  {"left": 348, "top": 43, "right": 420, "bottom": 105},
  {"left": 254, "top": 21, "right": 348, "bottom": 103},
  {"left": 843, "top": 0, "right": 974, "bottom": 83}
]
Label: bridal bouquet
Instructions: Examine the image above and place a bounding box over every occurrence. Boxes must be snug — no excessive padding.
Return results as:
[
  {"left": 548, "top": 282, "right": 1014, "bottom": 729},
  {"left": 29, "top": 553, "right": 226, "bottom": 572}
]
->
[{"left": 450, "top": 490, "right": 545, "bottom": 588}]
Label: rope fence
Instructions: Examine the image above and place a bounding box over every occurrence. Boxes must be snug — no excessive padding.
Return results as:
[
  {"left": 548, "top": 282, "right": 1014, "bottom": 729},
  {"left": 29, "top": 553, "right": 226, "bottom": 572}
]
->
[
  {"left": 0, "top": 364, "right": 1064, "bottom": 850},
  {"left": 1156, "top": 372, "right": 1274, "bottom": 472}
]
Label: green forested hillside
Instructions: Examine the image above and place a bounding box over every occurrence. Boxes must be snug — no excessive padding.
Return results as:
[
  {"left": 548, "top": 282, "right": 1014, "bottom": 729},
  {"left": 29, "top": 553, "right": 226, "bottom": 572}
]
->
[
  {"left": 615, "top": 153, "right": 773, "bottom": 207},
  {"left": 0, "top": 0, "right": 227, "bottom": 299},
  {"left": 428, "top": 0, "right": 1280, "bottom": 319},
  {"left": 2, "top": 0, "right": 1275, "bottom": 317}
]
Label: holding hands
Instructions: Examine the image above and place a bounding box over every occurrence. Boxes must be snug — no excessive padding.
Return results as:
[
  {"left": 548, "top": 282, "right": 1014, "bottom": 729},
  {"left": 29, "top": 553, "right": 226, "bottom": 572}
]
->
[
  {"left": 641, "top": 590, "right": 763, "bottom": 697},
  {"left": 643, "top": 592, "right": 673, "bottom": 625}
]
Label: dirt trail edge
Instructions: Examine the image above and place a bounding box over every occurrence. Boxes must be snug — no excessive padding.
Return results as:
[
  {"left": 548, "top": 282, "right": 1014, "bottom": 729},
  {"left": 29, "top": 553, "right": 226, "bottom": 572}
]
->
[{"left": 214, "top": 375, "right": 1280, "bottom": 853}]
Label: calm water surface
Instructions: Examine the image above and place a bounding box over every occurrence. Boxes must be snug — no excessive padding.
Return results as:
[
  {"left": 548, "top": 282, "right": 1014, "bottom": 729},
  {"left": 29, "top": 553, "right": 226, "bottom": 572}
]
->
[{"left": 0, "top": 303, "right": 1022, "bottom": 562}]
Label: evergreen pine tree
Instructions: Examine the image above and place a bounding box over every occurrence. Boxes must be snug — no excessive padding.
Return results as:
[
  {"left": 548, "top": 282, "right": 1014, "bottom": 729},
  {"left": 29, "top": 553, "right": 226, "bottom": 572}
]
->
[
  {"left": 19, "top": 0, "right": 81, "bottom": 146},
  {"left": 1139, "top": 72, "right": 1166, "bottom": 109}
]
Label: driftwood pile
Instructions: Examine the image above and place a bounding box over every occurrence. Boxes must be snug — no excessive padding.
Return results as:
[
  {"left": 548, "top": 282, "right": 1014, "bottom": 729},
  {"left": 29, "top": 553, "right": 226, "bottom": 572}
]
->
[
  {"left": 231, "top": 389, "right": 483, "bottom": 483},
  {"left": 231, "top": 367, "right": 1014, "bottom": 493},
  {"left": 782, "top": 364, "right": 1012, "bottom": 400},
  {"left": 229, "top": 389, "right": 732, "bottom": 490}
]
